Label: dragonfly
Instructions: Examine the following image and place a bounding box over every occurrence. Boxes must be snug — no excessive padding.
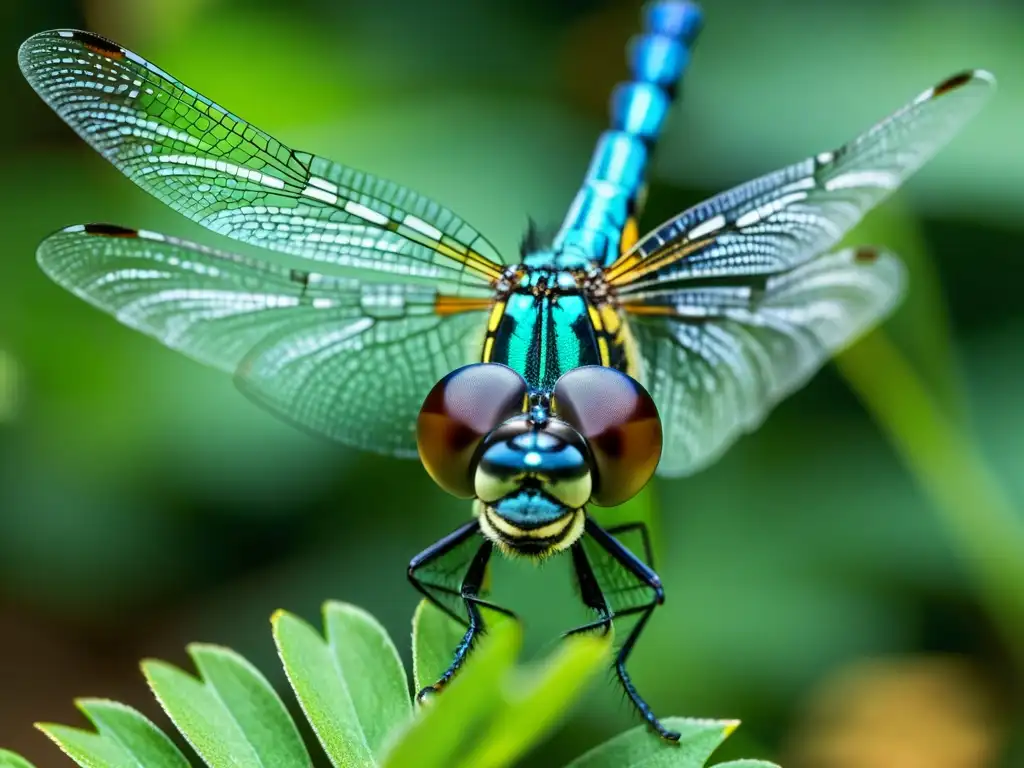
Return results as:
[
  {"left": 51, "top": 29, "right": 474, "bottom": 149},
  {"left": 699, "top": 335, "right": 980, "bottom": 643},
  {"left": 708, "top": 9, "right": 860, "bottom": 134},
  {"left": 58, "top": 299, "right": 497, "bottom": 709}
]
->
[{"left": 20, "top": 1, "right": 993, "bottom": 741}]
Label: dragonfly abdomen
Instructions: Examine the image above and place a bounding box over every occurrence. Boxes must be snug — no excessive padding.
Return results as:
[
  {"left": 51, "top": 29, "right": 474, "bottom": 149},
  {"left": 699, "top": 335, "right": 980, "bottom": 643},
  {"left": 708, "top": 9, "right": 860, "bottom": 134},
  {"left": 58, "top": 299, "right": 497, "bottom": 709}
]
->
[{"left": 553, "top": 2, "right": 703, "bottom": 267}]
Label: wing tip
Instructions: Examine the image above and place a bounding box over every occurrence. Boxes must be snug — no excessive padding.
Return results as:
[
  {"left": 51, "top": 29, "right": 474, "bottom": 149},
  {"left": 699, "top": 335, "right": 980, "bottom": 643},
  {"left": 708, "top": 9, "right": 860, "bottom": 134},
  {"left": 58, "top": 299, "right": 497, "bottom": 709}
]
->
[
  {"left": 939, "top": 68, "right": 996, "bottom": 93},
  {"left": 905, "top": 69, "right": 996, "bottom": 117},
  {"left": 36, "top": 223, "right": 144, "bottom": 273},
  {"left": 16, "top": 31, "right": 48, "bottom": 74},
  {"left": 43, "top": 222, "right": 141, "bottom": 239},
  {"left": 19, "top": 29, "right": 126, "bottom": 79},
  {"left": 67, "top": 30, "right": 126, "bottom": 60},
  {"left": 82, "top": 222, "right": 141, "bottom": 238},
  {"left": 919, "top": 68, "right": 997, "bottom": 105}
]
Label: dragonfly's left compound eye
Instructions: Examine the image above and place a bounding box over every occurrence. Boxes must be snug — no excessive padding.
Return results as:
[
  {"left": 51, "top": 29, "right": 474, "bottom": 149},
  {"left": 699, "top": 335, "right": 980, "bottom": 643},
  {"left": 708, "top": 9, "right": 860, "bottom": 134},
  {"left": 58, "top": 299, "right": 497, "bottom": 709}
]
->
[
  {"left": 552, "top": 366, "right": 662, "bottom": 506},
  {"left": 417, "top": 364, "right": 529, "bottom": 498}
]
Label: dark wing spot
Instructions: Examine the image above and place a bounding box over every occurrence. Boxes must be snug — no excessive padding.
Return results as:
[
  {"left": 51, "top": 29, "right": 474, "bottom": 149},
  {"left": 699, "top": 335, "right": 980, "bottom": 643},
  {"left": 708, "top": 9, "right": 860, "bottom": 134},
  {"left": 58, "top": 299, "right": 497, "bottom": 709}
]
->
[
  {"left": 83, "top": 223, "right": 138, "bottom": 237},
  {"left": 70, "top": 31, "right": 125, "bottom": 60},
  {"left": 934, "top": 71, "right": 973, "bottom": 97},
  {"left": 290, "top": 269, "right": 312, "bottom": 303},
  {"left": 854, "top": 247, "right": 880, "bottom": 264}
]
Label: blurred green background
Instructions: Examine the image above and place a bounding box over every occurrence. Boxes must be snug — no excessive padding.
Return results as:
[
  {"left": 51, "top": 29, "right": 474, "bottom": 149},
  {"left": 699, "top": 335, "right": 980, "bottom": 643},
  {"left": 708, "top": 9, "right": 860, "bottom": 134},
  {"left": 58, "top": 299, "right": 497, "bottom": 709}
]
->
[{"left": 1, "top": 0, "right": 1022, "bottom": 765}]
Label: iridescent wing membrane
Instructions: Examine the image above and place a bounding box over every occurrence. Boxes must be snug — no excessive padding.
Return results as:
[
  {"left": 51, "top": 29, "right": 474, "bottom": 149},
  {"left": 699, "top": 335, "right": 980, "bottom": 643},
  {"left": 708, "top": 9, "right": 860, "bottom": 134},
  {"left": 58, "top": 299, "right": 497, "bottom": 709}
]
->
[
  {"left": 20, "top": 29, "right": 505, "bottom": 456},
  {"left": 608, "top": 71, "right": 994, "bottom": 476}
]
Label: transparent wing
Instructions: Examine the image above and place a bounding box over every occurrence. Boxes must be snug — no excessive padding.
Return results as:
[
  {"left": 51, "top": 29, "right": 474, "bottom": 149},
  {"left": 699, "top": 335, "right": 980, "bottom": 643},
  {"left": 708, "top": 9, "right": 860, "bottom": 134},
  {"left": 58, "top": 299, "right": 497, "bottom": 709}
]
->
[
  {"left": 580, "top": 525, "right": 654, "bottom": 617},
  {"left": 623, "top": 247, "right": 904, "bottom": 476},
  {"left": 607, "top": 71, "right": 994, "bottom": 292},
  {"left": 19, "top": 29, "right": 505, "bottom": 292},
  {"left": 38, "top": 224, "right": 489, "bottom": 457}
]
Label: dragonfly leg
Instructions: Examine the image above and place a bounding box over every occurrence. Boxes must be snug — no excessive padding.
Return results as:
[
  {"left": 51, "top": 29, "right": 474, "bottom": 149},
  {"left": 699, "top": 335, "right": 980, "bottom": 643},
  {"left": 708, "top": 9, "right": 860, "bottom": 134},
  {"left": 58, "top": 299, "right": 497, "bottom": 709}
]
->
[
  {"left": 605, "top": 521, "right": 655, "bottom": 568},
  {"left": 581, "top": 518, "right": 679, "bottom": 743},
  {"left": 409, "top": 531, "right": 516, "bottom": 701},
  {"left": 564, "top": 541, "right": 613, "bottom": 639},
  {"left": 407, "top": 520, "right": 481, "bottom": 625}
]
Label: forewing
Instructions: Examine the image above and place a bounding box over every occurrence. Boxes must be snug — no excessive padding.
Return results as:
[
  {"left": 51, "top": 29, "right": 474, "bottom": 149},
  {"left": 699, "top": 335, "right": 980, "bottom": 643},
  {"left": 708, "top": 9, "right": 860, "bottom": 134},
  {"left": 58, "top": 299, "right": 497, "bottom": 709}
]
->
[
  {"left": 19, "top": 30, "right": 505, "bottom": 291},
  {"left": 624, "top": 247, "right": 905, "bottom": 476},
  {"left": 38, "top": 225, "right": 488, "bottom": 456},
  {"left": 607, "top": 70, "right": 994, "bottom": 291}
]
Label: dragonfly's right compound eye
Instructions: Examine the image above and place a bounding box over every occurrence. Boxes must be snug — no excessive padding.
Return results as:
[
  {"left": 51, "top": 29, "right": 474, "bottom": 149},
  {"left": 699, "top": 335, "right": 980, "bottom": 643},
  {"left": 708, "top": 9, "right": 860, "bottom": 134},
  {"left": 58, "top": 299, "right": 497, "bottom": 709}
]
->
[
  {"left": 417, "top": 364, "right": 529, "bottom": 498},
  {"left": 552, "top": 366, "right": 662, "bottom": 506}
]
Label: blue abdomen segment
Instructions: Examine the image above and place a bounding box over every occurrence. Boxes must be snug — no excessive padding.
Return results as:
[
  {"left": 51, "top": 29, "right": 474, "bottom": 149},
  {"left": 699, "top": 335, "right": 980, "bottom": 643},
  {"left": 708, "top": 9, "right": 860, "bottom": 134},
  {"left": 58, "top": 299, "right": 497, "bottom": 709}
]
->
[{"left": 554, "top": 2, "right": 703, "bottom": 267}]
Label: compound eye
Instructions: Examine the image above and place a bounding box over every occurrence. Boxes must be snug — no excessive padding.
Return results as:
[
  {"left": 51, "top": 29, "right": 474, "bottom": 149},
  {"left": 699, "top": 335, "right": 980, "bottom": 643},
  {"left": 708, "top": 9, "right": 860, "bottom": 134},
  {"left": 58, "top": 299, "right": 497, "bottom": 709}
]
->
[
  {"left": 552, "top": 366, "right": 661, "bottom": 506},
  {"left": 417, "top": 364, "right": 528, "bottom": 498}
]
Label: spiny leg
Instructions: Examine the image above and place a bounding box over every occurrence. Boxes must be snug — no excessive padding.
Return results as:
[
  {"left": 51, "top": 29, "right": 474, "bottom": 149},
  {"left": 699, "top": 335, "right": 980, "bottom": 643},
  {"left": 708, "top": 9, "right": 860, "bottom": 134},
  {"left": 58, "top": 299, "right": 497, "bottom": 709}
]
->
[
  {"left": 569, "top": 520, "right": 654, "bottom": 638},
  {"left": 407, "top": 520, "right": 481, "bottom": 624},
  {"left": 582, "top": 517, "right": 678, "bottom": 742},
  {"left": 606, "top": 521, "right": 655, "bottom": 568},
  {"left": 408, "top": 528, "right": 516, "bottom": 700},
  {"left": 565, "top": 541, "right": 613, "bottom": 638}
]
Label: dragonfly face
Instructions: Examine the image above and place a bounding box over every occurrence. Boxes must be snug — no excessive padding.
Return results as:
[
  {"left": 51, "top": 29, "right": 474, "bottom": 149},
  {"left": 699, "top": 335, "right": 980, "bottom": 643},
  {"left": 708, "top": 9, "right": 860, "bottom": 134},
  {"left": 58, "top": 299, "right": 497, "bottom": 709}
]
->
[
  {"left": 418, "top": 362, "right": 661, "bottom": 557},
  {"left": 19, "top": 0, "right": 994, "bottom": 742},
  {"left": 472, "top": 413, "right": 592, "bottom": 557}
]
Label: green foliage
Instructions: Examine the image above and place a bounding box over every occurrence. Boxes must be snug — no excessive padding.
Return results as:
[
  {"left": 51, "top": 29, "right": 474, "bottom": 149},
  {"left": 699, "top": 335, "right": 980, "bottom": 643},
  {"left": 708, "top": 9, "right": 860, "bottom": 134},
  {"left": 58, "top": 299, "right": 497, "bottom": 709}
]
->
[
  {"left": 0, "top": 750, "right": 39, "bottom": 768},
  {"left": 273, "top": 603, "right": 411, "bottom": 765},
  {"left": 37, "top": 700, "right": 190, "bottom": 768},
  {"left": 457, "top": 631, "right": 610, "bottom": 767},
  {"left": 382, "top": 614, "right": 525, "bottom": 768},
  {"left": 144, "top": 644, "right": 310, "bottom": 767},
  {"left": 411, "top": 599, "right": 468, "bottom": 694},
  {"left": 2, "top": 601, "right": 774, "bottom": 767},
  {"left": 564, "top": 719, "right": 779, "bottom": 768}
]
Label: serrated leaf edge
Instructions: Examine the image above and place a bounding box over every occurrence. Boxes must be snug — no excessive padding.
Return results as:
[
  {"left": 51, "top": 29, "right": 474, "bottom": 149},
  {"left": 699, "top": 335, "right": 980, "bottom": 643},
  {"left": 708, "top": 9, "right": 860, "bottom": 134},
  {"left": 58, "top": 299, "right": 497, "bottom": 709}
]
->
[
  {"left": 142, "top": 642, "right": 310, "bottom": 768},
  {"left": 34, "top": 723, "right": 99, "bottom": 768},
  {"left": 76, "top": 698, "right": 177, "bottom": 768}
]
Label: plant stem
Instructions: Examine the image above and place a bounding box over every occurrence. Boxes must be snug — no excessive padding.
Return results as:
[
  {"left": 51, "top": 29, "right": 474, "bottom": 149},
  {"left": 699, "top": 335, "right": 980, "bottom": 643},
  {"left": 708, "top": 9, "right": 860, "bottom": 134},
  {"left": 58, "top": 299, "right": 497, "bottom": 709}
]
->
[{"left": 838, "top": 330, "right": 1024, "bottom": 668}]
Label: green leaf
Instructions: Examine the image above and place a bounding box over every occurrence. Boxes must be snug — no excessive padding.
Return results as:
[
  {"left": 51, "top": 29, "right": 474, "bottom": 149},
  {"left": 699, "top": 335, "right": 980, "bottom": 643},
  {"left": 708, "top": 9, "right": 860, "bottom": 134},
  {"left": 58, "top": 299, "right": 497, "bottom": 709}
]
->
[
  {"left": 456, "top": 632, "right": 611, "bottom": 768},
  {"left": 142, "top": 643, "right": 312, "bottom": 768},
  {"left": 411, "top": 599, "right": 467, "bottom": 694},
  {"left": 13, "top": 600, "right": 775, "bottom": 768},
  {"left": 381, "top": 617, "right": 521, "bottom": 768},
  {"left": 563, "top": 718, "right": 741, "bottom": 768},
  {"left": 0, "top": 750, "right": 37, "bottom": 768},
  {"left": 36, "top": 699, "right": 189, "bottom": 768},
  {"left": 272, "top": 602, "right": 412, "bottom": 767}
]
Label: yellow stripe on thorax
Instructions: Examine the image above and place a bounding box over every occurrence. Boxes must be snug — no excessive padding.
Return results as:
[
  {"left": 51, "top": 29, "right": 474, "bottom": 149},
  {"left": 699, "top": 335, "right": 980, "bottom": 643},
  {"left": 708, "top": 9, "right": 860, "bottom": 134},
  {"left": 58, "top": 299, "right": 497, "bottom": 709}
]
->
[{"left": 481, "top": 299, "right": 507, "bottom": 362}]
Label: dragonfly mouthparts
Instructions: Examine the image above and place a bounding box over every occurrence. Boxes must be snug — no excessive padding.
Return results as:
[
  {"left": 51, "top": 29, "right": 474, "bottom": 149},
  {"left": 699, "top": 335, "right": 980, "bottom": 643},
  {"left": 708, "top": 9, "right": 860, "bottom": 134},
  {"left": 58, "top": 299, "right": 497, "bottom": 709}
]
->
[{"left": 476, "top": 494, "right": 586, "bottom": 559}]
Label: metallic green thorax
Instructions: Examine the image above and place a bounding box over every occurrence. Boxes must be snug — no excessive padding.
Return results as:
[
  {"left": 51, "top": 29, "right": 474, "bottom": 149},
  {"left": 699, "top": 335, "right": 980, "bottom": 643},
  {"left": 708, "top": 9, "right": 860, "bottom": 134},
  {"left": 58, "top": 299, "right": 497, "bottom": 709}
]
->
[{"left": 484, "top": 265, "right": 630, "bottom": 392}]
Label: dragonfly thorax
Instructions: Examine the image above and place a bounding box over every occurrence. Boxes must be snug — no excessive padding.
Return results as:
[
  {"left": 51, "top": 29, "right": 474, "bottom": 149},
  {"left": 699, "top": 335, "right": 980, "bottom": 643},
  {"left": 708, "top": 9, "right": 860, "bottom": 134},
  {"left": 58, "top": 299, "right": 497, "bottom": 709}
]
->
[{"left": 484, "top": 263, "right": 628, "bottom": 391}]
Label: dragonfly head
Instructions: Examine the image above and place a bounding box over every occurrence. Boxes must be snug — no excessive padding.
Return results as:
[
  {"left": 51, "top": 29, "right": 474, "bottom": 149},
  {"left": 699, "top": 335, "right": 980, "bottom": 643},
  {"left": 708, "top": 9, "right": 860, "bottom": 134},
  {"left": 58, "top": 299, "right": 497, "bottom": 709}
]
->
[{"left": 417, "top": 364, "right": 662, "bottom": 558}]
